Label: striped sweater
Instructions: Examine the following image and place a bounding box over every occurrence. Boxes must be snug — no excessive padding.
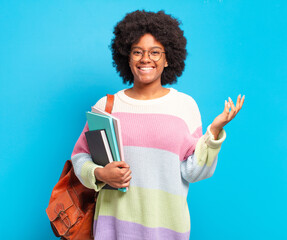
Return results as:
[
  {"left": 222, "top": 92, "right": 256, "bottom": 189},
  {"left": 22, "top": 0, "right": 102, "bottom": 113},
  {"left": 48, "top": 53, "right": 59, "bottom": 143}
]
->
[{"left": 71, "top": 88, "right": 226, "bottom": 240}]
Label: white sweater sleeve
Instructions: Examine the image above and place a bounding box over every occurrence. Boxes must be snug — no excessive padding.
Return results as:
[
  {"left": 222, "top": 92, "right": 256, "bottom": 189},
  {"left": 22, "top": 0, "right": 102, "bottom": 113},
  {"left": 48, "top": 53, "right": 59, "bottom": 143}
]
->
[
  {"left": 181, "top": 125, "right": 226, "bottom": 183},
  {"left": 70, "top": 96, "right": 108, "bottom": 191}
]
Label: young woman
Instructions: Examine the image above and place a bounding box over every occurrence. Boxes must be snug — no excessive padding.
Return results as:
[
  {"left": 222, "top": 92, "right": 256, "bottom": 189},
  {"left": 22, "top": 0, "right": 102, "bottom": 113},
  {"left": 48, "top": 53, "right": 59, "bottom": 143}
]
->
[{"left": 71, "top": 10, "right": 244, "bottom": 240}]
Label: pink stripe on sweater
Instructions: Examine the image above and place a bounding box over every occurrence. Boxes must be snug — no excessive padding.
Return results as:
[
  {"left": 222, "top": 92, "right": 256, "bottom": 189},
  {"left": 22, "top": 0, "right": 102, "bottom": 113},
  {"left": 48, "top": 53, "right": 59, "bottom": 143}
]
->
[
  {"left": 71, "top": 122, "right": 90, "bottom": 157},
  {"left": 113, "top": 112, "right": 202, "bottom": 161}
]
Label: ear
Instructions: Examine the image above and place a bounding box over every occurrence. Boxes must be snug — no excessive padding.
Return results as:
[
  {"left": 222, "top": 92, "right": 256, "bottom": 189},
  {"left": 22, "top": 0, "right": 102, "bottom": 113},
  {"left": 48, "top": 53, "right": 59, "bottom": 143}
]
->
[{"left": 165, "top": 61, "right": 168, "bottom": 67}]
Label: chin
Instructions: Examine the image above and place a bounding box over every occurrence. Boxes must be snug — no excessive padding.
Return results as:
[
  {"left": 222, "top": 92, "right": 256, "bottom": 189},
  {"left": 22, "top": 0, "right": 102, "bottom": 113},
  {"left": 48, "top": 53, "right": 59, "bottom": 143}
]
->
[{"left": 135, "top": 76, "right": 160, "bottom": 85}]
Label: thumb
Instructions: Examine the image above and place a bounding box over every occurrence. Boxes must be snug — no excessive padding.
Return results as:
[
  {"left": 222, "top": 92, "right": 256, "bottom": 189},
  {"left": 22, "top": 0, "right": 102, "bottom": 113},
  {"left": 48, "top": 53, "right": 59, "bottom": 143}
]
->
[{"left": 113, "top": 161, "right": 129, "bottom": 168}]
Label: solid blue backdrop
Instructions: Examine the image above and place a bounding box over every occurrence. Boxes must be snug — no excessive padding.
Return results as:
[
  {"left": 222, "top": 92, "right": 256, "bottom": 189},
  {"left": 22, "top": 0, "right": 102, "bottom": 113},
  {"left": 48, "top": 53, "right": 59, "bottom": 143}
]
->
[{"left": 0, "top": 0, "right": 286, "bottom": 239}]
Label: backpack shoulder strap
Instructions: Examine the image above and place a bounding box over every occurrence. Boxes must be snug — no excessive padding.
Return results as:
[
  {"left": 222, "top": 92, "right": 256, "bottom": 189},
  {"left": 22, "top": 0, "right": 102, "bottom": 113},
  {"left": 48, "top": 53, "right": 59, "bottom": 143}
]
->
[{"left": 105, "top": 94, "right": 114, "bottom": 114}]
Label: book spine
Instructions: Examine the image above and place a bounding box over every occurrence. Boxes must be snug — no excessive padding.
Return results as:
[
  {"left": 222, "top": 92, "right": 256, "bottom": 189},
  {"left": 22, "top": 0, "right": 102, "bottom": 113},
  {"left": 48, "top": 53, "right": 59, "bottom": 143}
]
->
[
  {"left": 100, "top": 130, "right": 113, "bottom": 163},
  {"left": 109, "top": 120, "right": 121, "bottom": 162}
]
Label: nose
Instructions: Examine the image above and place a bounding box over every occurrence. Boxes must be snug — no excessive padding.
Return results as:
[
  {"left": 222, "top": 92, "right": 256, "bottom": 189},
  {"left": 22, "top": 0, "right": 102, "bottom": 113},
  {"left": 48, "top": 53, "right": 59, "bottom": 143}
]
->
[{"left": 140, "top": 50, "right": 151, "bottom": 63}]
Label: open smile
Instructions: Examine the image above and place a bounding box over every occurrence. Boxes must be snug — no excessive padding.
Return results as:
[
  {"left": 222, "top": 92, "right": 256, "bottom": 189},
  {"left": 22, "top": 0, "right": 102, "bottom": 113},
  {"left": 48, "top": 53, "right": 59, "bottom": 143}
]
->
[{"left": 137, "top": 66, "right": 155, "bottom": 73}]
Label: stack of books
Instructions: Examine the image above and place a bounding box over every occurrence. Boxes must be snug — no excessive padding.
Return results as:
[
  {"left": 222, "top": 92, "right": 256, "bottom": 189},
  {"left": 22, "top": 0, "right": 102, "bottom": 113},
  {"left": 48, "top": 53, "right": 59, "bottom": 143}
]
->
[{"left": 85, "top": 106, "right": 126, "bottom": 192}]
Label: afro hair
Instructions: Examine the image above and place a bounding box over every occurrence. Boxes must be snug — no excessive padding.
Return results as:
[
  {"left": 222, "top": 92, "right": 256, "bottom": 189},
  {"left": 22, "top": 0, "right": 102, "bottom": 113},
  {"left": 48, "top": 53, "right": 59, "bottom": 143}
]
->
[{"left": 110, "top": 10, "right": 187, "bottom": 85}]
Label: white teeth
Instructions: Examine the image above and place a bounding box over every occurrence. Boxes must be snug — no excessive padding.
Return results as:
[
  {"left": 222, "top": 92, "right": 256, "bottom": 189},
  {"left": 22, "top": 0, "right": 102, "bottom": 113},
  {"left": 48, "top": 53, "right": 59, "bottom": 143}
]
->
[{"left": 140, "top": 67, "right": 153, "bottom": 71}]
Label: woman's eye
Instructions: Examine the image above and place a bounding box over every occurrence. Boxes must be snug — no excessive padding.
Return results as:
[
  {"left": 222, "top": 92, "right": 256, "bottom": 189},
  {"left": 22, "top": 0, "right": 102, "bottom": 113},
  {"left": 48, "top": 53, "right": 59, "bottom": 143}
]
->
[
  {"left": 151, "top": 51, "right": 160, "bottom": 56},
  {"left": 133, "top": 51, "right": 142, "bottom": 55}
]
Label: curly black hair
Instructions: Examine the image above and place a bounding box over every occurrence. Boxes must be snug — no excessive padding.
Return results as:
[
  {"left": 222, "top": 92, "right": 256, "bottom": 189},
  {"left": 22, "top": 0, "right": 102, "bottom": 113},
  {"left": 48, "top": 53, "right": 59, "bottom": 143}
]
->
[{"left": 110, "top": 10, "right": 187, "bottom": 85}]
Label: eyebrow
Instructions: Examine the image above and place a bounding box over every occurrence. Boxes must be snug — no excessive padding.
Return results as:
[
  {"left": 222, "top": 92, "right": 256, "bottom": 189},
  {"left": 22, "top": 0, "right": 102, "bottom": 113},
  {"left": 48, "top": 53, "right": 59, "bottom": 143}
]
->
[{"left": 131, "top": 46, "right": 163, "bottom": 50}]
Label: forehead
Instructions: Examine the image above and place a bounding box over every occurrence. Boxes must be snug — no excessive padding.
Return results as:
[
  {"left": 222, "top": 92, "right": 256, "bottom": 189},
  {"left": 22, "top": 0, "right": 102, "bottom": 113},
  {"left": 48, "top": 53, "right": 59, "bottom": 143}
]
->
[{"left": 132, "top": 33, "right": 164, "bottom": 49}]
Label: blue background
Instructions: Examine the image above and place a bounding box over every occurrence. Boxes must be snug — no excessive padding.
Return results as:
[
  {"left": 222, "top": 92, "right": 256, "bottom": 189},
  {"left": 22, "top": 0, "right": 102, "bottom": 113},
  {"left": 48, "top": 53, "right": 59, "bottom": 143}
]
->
[{"left": 0, "top": 0, "right": 286, "bottom": 239}]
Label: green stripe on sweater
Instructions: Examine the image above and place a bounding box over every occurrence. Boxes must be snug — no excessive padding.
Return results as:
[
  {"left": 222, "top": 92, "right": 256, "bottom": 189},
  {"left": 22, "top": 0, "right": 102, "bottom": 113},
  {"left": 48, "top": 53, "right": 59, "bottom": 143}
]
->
[{"left": 94, "top": 186, "right": 190, "bottom": 233}]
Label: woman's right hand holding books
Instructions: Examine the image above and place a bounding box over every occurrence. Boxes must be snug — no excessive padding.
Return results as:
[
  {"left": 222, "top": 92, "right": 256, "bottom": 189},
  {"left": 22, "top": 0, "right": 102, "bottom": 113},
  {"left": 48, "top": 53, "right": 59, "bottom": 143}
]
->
[{"left": 94, "top": 161, "right": 132, "bottom": 189}]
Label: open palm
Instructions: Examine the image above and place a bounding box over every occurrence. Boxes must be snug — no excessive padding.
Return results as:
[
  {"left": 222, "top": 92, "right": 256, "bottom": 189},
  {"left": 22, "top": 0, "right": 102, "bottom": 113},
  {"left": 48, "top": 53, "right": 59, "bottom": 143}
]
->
[{"left": 210, "top": 94, "right": 245, "bottom": 138}]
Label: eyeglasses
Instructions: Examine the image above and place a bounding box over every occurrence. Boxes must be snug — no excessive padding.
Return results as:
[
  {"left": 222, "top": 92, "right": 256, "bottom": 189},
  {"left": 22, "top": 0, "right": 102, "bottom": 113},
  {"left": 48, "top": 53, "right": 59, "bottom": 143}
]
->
[{"left": 130, "top": 47, "right": 166, "bottom": 62}]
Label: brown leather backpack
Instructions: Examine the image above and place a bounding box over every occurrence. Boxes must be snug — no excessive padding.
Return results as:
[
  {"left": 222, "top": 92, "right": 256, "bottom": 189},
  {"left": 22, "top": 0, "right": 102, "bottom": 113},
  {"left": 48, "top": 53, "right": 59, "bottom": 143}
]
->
[{"left": 46, "top": 94, "right": 114, "bottom": 240}]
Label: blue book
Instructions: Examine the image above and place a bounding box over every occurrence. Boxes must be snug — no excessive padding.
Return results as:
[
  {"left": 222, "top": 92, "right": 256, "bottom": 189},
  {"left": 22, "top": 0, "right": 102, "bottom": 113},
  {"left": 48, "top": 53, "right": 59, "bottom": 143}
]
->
[{"left": 86, "top": 111, "right": 127, "bottom": 192}]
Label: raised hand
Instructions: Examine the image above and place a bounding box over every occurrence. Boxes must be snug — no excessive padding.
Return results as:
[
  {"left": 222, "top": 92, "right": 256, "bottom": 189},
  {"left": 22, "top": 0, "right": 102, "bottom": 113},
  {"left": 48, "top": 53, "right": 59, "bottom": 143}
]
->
[{"left": 210, "top": 94, "right": 245, "bottom": 139}]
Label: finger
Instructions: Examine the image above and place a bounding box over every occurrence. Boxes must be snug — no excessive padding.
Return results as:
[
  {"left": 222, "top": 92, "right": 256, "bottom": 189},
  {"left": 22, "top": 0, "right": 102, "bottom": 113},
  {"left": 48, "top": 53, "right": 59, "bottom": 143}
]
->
[
  {"left": 119, "top": 174, "right": 132, "bottom": 184},
  {"left": 122, "top": 169, "right": 132, "bottom": 178},
  {"left": 228, "top": 97, "right": 236, "bottom": 115},
  {"left": 228, "top": 97, "right": 236, "bottom": 111},
  {"left": 109, "top": 182, "right": 121, "bottom": 189},
  {"left": 228, "top": 97, "right": 236, "bottom": 120},
  {"left": 120, "top": 181, "right": 130, "bottom": 188},
  {"left": 109, "top": 179, "right": 127, "bottom": 188},
  {"left": 123, "top": 175, "right": 132, "bottom": 183},
  {"left": 224, "top": 100, "right": 230, "bottom": 114},
  {"left": 227, "top": 102, "right": 231, "bottom": 116},
  {"left": 235, "top": 94, "right": 241, "bottom": 110},
  {"left": 239, "top": 95, "right": 245, "bottom": 109},
  {"left": 116, "top": 180, "right": 131, "bottom": 188}
]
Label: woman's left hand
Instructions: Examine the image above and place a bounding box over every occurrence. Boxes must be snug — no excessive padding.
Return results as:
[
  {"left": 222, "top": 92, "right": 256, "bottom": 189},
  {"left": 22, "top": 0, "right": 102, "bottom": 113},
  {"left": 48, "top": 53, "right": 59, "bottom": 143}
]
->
[{"left": 210, "top": 94, "right": 245, "bottom": 139}]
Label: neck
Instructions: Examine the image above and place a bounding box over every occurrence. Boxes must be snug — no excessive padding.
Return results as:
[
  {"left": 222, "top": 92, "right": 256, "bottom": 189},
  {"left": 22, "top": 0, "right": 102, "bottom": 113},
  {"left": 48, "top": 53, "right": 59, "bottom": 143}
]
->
[{"left": 125, "top": 82, "right": 170, "bottom": 100}]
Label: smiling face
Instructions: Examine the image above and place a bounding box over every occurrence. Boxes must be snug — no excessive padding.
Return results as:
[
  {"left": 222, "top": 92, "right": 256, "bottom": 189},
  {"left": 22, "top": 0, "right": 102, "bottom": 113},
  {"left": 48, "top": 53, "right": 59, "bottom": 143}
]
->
[{"left": 129, "top": 33, "right": 168, "bottom": 87}]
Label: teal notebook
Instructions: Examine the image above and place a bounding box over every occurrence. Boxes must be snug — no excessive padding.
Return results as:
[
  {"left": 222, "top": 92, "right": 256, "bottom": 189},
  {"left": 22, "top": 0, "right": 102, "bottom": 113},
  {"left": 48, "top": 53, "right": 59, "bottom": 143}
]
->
[
  {"left": 86, "top": 111, "right": 120, "bottom": 162},
  {"left": 86, "top": 111, "right": 126, "bottom": 192}
]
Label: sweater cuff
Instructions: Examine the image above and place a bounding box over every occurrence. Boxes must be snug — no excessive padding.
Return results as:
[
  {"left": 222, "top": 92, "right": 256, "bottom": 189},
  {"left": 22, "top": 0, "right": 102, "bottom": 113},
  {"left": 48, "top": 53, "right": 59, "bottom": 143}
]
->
[
  {"left": 92, "top": 165, "right": 106, "bottom": 191},
  {"left": 83, "top": 162, "right": 106, "bottom": 192},
  {"left": 203, "top": 125, "right": 226, "bottom": 149}
]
